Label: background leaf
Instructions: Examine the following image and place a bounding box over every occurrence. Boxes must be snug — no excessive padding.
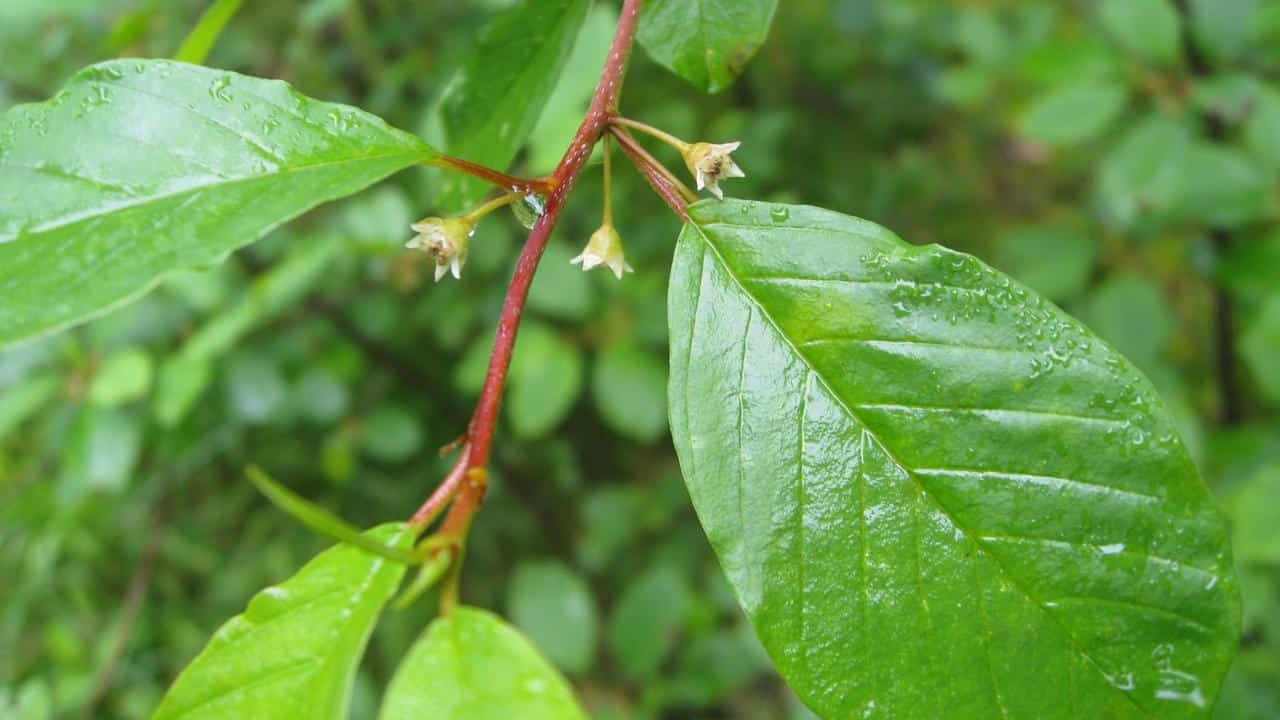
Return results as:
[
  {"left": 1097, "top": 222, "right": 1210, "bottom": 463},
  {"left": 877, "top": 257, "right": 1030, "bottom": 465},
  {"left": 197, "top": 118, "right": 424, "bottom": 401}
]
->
[
  {"left": 667, "top": 200, "right": 1240, "bottom": 718},
  {"left": 506, "top": 560, "right": 599, "bottom": 675},
  {"left": 637, "top": 0, "right": 779, "bottom": 94},
  {"left": 378, "top": 607, "right": 586, "bottom": 720},
  {"left": 153, "top": 523, "right": 412, "bottom": 720},
  {"left": 0, "top": 60, "right": 433, "bottom": 348},
  {"left": 429, "top": 0, "right": 589, "bottom": 211}
]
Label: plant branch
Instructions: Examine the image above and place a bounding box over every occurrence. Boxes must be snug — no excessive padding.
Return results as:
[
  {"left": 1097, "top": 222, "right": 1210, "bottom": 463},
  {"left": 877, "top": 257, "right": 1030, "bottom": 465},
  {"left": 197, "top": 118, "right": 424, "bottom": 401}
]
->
[
  {"left": 429, "top": 0, "right": 647, "bottom": 549},
  {"left": 409, "top": 444, "right": 470, "bottom": 528},
  {"left": 433, "top": 155, "right": 554, "bottom": 196},
  {"left": 1174, "top": 0, "right": 1244, "bottom": 425},
  {"left": 610, "top": 126, "right": 695, "bottom": 215}
]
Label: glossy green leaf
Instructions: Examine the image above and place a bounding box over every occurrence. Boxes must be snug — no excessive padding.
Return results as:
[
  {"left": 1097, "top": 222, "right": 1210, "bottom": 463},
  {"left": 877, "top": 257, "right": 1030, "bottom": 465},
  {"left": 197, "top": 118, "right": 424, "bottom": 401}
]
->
[
  {"left": 153, "top": 523, "right": 413, "bottom": 720},
  {"left": 638, "top": 0, "right": 779, "bottom": 94},
  {"left": 507, "top": 560, "right": 599, "bottom": 674},
  {"left": 668, "top": 200, "right": 1240, "bottom": 719},
  {"left": 378, "top": 607, "right": 586, "bottom": 720},
  {"left": 0, "top": 60, "right": 434, "bottom": 348},
  {"left": 432, "top": 0, "right": 588, "bottom": 210}
]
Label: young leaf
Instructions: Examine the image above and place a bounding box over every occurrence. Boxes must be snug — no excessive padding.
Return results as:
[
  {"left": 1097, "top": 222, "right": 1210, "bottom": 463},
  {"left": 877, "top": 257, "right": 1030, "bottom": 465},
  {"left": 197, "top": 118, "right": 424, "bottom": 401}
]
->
[
  {"left": 246, "top": 467, "right": 421, "bottom": 565},
  {"left": 667, "top": 200, "right": 1240, "bottom": 718},
  {"left": 637, "top": 0, "right": 779, "bottom": 94},
  {"left": 153, "top": 523, "right": 413, "bottom": 720},
  {"left": 0, "top": 60, "right": 435, "bottom": 348},
  {"left": 431, "top": 0, "right": 589, "bottom": 211},
  {"left": 379, "top": 607, "right": 586, "bottom": 720}
]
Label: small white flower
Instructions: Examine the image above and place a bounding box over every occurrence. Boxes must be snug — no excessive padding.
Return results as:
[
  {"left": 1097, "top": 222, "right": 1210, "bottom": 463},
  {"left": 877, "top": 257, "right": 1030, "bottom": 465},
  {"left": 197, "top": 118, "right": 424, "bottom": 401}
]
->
[
  {"left": 571, "top": 224, "right": 633, "bottom": 280},
  {"left": 682, "top": 141, "right": 745, "bottom": 199},
  {"left": 407, "top": 217, "right": 475, "bottom": 282}
]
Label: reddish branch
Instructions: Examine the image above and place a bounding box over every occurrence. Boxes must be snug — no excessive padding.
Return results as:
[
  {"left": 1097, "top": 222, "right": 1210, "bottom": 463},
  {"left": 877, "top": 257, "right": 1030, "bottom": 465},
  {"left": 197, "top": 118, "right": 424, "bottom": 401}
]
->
[
  {"left": 419, "top": 0, "right": 649, "bottom": 541},
  {"left": 435, "top": 155, "right": 554, "bottom": 196}
]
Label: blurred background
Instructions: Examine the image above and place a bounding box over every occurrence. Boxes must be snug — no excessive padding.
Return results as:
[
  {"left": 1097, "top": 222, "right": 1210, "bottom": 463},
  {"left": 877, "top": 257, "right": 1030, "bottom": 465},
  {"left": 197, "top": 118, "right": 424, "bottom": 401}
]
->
[{"left": 2, "top": 0, "right": 1279, "bottom": 717}]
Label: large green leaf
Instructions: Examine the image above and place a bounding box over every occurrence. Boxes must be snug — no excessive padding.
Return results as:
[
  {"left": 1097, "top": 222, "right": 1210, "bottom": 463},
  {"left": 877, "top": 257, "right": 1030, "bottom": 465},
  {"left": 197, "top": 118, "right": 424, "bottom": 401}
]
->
[
  {"left": 379, "top": 607, "right": 586, "bottom": 720},
  {"left": 0, "top": 60, "right": 434, "bottom": 348},
  {"left": 667, "top": 200, "right": 1240, "bottom": 718},
  {"left": 153, "top": 523, "right": 413, "bottom": 720},
  {"left": 431, "top": 0, "right": 589, "bottom": 210},
  {"left": 637, "top": 0, "right": 779, "bottom": 94}
]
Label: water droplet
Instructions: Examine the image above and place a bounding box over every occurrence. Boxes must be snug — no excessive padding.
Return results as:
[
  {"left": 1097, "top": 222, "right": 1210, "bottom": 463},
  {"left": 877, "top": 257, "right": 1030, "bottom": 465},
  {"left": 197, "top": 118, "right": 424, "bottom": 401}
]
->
[
  {"left": 511, "top": 192, "right": 548, "bottom": 230},
  {"left": 770, "top": 206, "right": 790, "bottom": 223},
  {"left": 1105, "top": 671, "right": 1136, "bottom": 692},
  {"left": 209, "top": 76, "right": 233, "bottom": 103}
]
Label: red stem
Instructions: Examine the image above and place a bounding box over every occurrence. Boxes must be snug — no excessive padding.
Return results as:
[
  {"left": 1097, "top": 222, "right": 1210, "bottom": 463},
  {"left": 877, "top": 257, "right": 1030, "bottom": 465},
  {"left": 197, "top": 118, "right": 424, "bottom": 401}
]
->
[
  {"left": 436, "top": 155, "right": 554, "bottom": 196},
  {"left": 409, "top": 444, "right": 470, "bottom": 528},
  {"left": 436, "top": 0, "right": 646, "bottom": 538},
  {"left": 610, "top": 127, "right": 691, "bottom": 219}
]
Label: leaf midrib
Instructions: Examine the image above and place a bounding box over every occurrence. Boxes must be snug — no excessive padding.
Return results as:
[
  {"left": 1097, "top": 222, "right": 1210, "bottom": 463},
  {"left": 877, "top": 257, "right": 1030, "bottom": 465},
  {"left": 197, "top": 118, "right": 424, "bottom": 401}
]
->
[
  {"left": 5, "top": 148, "right": 428, "bottom": 242},
  {"left": 686, "top": 219, "right": 1159, "bottom": 718}
]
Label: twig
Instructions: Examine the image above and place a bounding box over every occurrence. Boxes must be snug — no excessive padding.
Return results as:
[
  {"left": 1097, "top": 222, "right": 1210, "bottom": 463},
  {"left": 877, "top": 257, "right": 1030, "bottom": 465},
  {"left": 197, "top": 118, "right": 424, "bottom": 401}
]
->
[
  {"left": 429, "top": 0, "right": 648, "bottom": 554},
  {"left": 81, "top": 532, "right": 161, "bottom": 718}
]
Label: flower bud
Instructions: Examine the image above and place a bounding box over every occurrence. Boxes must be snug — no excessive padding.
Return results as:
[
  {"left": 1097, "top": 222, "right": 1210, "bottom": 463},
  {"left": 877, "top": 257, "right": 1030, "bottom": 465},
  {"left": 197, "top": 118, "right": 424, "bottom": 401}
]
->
[
  {"left": 407, "top": 217, "right": 475, "bottom": 282},
  {"left": 682, "top": 141, "right": 745, "bottom": 199},
  {"left": 571, "top": 224, "right": 633, "bottom": 280}
]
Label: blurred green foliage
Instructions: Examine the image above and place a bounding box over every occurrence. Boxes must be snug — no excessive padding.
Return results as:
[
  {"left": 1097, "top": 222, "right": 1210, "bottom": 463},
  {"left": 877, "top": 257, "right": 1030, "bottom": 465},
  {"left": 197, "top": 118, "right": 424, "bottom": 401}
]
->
[{"left": 2, "top": 0, "right": 1278, "bottom": 718}]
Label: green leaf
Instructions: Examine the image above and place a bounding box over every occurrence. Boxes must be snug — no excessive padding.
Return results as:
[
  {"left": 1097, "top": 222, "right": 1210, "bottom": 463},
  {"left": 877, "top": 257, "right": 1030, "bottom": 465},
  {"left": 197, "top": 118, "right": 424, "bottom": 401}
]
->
[
  {"left": 1245, "top": 89, "right": 1280, "bottom": 174},
  {"left": 1186, "top": 0, "right": 1260, "bottom": 64},
  {"left": 1242, "top": 293, "right": 1280, "bottom": 406},
  {"left": 1097, "top": 0, "right": 1181, "bottom": 65},
  {"left": 359, "top": 404, "right": 424, "bottom": 463},
  {"left": 59, "top": 406, "right": 141, "bottom": 496},
  {"left": 607, "top": 564, "right": 691, "bottom": 680},
  {"left": 508, "top": 323, "right": 583, "bottom": 439},
  {"left": 431, "top": 0, "right": 589, "bottom": 211},
  {"left": 1097, "top": 114, "right": 1194, "bottom": 228},
  {"left": 507, "top": 560, "right": 599, "bottom": 674},
  {"left": 378, "top": 607, "right": 586, "bottom": 720},
  {"left": 154, "top": 523, "right": 413, "bottom": 720},
  {"left": 1083, "top": 275, "right": 1175, "bottom": 372},
  {"left": 174, "top": 0, "right": 245, "bottom": 65},
  {"left": 0, "top": 374, "right": 59, "bottom": 441},
  {"left": 246, "top": 467, "right": 421, "bottom": 565},
  {"left": 155, "top": 237, "right": 339, "bottom": 426},
  {"left": 638, "top": 0, "right": 779, "bottom": 94},
  {"left": 592, "top": 343, "right": 668, "bottom": 443},
  {"left": 1019, "top": 81, "right": 1129, "bottom": 147},
  {"left": 0, "top": 60, "right": 434, "bottom": 348},
  {"left": 667, "top": 200, "right": 1240, "bottom": 718},
  {"left": 89, "top": 347, "right": 153, "bottom": 406},
  {"left": 992, "top": 222, "right": 1097, "bottom": 303},
  {"left": 1175, "top": 144, "right": 1273, "bottom": 228},
  {"left": 1230, "top": 465, "right": 1280, "bottom": 565}
]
